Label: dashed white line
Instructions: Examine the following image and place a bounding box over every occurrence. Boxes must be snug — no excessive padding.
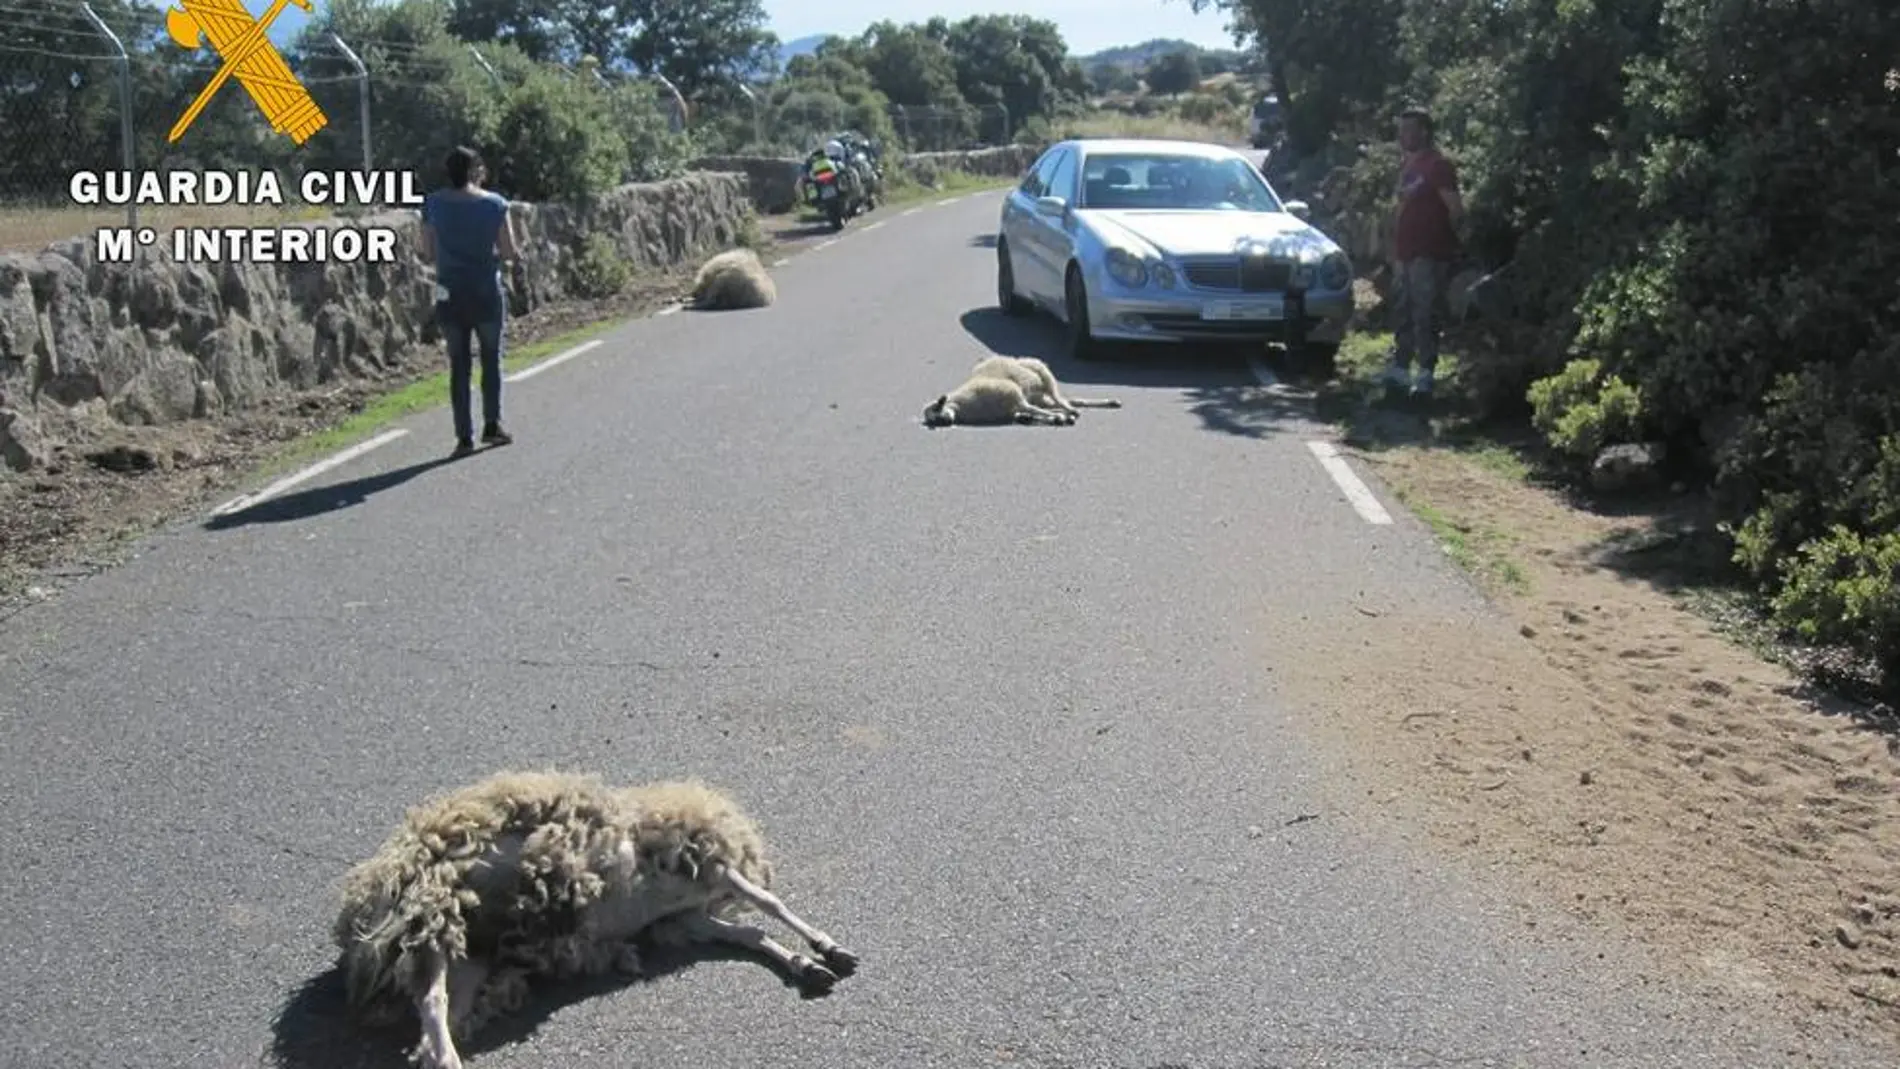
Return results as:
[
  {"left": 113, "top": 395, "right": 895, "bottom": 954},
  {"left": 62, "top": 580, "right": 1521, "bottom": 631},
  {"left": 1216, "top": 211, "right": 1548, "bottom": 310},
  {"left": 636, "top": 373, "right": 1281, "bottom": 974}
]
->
[
  {"left": 900, "top": 207, "right": 921, "bottom": 217},
  {"left": 934, "top": 197, "right": 959, "bottom": 206},
  {"left": 814, "top": 238, "right": 839, "bottom": 250},
  {"left": 656, "top": 304, "right": 683, "bottom": 316},
  {"left": 1306, "top": 440, "right": 1395, "bottom": 525},
  {"left": 863, "top": 220, "right": 884, "bottom": 231},
  {"left": 506, "top": 338, "right": 603, "bottom": 383},
  {"left": 771, "top": 257, "right": 790, "bottom": 267},
  {"left": 210, "top": 428, "right": 409, "bottom": 517}
]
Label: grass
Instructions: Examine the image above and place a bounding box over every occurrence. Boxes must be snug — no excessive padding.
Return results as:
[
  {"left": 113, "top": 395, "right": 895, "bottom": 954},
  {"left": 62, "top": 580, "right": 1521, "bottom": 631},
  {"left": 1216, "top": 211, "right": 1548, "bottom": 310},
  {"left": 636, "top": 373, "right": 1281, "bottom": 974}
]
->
[
  {"left": 1403, "top": 492, "right": 1532, "bottom": 594},
  {"left": 1045, "top": 108, "right": 1248, "bottom": 145}
]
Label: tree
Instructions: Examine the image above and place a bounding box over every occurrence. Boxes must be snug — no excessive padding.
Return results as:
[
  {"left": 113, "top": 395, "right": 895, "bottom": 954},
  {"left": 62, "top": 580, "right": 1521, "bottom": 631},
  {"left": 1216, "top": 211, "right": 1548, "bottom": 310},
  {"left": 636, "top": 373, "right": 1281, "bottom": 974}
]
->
[
  {"left": 1144, "top": 49, "right": 1202, "bottom": 95},
  {"left": 444, "top": 0, "right": 776, "bottom": 95}
]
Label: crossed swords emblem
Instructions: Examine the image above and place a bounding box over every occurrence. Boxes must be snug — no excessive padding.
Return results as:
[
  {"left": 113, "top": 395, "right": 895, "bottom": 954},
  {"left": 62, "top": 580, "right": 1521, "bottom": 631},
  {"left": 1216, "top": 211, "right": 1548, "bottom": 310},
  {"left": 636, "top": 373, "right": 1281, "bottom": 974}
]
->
[{"left": 165, "top": 0, "right": 328, "bottom": 145}]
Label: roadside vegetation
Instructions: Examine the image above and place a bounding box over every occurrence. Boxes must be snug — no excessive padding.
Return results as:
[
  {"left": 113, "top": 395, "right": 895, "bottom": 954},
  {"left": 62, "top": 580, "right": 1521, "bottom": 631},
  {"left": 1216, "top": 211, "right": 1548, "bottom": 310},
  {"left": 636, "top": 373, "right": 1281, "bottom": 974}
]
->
[{"left": 1192, "top": 0, "right": 1900, "bottom": 700}]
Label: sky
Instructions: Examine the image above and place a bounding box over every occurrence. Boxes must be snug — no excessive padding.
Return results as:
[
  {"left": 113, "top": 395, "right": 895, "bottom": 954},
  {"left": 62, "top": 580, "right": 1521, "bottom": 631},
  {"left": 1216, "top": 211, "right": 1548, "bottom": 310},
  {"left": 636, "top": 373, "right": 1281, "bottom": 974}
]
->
[{"left": 226, "top": 0, "right": 1246, "bottom": 59}]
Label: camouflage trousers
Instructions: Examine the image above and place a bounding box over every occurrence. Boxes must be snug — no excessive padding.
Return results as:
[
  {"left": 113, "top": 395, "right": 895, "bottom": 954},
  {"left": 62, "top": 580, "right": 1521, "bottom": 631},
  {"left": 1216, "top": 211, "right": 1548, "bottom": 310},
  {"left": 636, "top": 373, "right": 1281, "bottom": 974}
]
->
[{"left": 1390, "top": 257, "right": 1452, "bottom": 375}]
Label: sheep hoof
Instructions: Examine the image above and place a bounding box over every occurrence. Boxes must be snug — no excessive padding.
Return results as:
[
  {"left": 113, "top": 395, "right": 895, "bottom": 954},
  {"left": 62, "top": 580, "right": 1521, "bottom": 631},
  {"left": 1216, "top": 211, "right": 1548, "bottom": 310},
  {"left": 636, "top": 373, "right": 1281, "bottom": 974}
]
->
[
  {"left": 795, "top": 958, "right": 840, "bottom": 994},
  {"left": 820, "top": 945, "right": 860, "bottom": 976}
]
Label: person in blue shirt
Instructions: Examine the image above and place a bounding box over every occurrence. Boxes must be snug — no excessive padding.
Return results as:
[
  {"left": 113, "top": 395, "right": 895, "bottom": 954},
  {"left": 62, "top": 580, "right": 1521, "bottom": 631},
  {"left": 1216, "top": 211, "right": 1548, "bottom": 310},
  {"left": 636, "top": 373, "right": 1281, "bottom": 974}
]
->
[{"left": 419, "top": 146, "right": 521, "bottom": 456}]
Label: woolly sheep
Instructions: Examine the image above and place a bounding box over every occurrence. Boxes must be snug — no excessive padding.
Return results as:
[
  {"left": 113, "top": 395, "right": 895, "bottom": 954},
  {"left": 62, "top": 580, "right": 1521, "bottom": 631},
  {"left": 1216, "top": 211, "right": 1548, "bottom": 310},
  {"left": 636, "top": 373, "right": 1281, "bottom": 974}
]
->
[
  {"left": 923, "top": 374, "right": 1075, "bottom": 427},
  {"left": 968, "top": 356, "right": 1123, "bottom": 418},
  {"left": 688, "top": 247, "right": 777, "bottom": 310},
  {"left": 331, "top": 770, "right": 858, "bottom": 1069}
]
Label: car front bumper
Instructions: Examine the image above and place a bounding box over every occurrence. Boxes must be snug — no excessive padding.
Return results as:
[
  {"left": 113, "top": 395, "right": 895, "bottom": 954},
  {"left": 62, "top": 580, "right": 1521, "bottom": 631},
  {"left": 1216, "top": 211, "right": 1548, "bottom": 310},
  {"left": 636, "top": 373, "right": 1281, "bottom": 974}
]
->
[{"left": 1086, "top": 276, "right": 1353, "bottom": 346}]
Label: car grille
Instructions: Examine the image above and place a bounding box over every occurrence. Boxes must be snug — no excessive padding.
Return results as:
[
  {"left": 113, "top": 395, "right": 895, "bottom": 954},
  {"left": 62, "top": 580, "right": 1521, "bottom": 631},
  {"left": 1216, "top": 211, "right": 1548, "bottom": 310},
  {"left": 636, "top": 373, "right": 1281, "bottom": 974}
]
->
[{"left": 1180, "top": 256, "right": 1292, "bottom": 293}]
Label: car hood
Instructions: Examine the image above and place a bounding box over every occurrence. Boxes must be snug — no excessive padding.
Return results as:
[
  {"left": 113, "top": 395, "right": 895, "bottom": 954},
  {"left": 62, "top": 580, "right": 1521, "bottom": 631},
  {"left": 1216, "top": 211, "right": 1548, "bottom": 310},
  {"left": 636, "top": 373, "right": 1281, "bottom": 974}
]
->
[{"left": 1086, "top": 209, "right": 1333, "bottom": 260}]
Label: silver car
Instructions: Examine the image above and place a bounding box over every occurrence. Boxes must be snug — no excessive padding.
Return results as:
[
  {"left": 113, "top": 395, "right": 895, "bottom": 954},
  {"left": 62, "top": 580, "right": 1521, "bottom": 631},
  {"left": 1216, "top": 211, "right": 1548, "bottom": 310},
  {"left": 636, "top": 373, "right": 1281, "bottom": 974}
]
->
[{"left": 994, "top": 137, "right": 1352, "bottom": 376}]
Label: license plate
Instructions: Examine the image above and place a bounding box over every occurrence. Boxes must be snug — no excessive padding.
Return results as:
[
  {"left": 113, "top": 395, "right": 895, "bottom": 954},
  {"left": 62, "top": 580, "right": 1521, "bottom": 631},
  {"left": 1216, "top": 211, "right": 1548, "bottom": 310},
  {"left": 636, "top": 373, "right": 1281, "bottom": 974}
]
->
[
  {"left": 819, "top": 185, "right": 837, "bottom": 199},
  {"left": 1201, "top": 298, "right": 1284, "bottom": 320}
]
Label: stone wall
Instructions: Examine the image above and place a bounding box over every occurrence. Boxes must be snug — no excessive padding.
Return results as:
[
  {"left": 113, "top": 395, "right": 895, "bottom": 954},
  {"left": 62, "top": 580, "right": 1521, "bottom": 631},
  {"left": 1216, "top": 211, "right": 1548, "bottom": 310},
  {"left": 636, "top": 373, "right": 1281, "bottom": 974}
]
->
[
  {"left": 0, "top": 173, "right": 754, "bottom": 471},
  {"left": 692, "top": 145, "right": 1043, "bottom": 216}
]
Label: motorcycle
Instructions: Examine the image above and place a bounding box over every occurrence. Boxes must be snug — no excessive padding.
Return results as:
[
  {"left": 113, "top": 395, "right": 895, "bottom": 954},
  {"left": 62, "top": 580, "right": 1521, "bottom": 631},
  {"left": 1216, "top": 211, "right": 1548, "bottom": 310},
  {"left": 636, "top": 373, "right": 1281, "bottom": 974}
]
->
[{"left": 802, "top": 152, "right": 866, "bottom": 230}]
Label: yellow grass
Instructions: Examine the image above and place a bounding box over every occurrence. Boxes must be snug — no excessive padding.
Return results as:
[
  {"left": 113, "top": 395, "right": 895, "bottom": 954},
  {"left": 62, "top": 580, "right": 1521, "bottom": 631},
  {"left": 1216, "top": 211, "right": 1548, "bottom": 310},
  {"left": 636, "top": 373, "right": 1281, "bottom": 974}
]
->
[{"left": 0, "top": 201, "right": 336, "bottom": 254}]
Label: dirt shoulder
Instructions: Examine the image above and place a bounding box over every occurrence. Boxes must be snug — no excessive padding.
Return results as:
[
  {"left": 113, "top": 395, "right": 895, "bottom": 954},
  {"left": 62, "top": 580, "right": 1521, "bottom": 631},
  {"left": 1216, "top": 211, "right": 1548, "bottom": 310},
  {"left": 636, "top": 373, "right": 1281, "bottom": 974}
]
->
[
  {"left": 0, "top": 212, "right": 847, "bottom": 615},
  {"left": 1268, "top": 324, "right": 1900, "bottom": 1049}
]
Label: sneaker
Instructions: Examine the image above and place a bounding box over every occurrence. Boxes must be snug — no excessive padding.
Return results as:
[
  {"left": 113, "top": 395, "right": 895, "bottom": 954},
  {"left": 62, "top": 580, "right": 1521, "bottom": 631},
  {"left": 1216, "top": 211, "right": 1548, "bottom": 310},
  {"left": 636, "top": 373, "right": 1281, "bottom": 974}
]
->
[
  {"left": 481, "top": 423, "right": 514, "bottom": 446},
  {"left": 450, "top": 438, "right": 476, "bottom": 458}
]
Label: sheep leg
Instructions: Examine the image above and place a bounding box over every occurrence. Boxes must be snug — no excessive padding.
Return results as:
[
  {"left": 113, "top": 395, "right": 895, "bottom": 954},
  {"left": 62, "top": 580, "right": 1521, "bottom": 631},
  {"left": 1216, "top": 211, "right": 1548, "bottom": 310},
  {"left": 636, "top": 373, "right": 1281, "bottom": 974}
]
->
[
  {"left": 711, "top": 864, "right": 860, "bottom": 976},
  {"left": 1013, "top": 402, "right": 1075, "bottom": 426},
  {"left": 411, "top": 947, "right": 465, "bottom": 1069},
  {"left": 661, "top": 910, "right": 844, "bottom": 993}
]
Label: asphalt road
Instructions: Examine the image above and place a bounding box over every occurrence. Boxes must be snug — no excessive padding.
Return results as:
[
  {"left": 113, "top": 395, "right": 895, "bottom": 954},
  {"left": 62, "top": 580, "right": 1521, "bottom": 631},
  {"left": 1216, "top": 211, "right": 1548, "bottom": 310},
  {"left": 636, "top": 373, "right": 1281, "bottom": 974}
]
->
[{"left": 1, "top": 192, "right": 1890, "bottom": 1069}]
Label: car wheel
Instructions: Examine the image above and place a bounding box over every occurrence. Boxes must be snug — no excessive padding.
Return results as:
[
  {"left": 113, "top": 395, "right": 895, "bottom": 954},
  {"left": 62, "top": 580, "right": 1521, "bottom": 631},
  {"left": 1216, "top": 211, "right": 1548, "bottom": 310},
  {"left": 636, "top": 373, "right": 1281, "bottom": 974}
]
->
[
  {"left": 1297, "top": 340, "right": 1340, "bottom": 381},
  {"left": 996, "top": 239, "right": 1029, "bottom": 316},
  {"left": 1064, "top": 265, "right": 1101, "bottom": 361}
]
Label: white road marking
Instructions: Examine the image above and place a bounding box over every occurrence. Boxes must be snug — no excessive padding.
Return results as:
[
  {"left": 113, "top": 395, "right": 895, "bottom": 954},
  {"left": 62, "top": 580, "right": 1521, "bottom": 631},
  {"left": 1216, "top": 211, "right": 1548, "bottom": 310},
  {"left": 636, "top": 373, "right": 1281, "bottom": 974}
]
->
[
  {"left": 863, "top": 220, "right": 885, "bottom": 231},
  {"left": 657, "top": 304, "right": 682, "bottom": 316},
  {"left": 506, "top": 338, "right": 603, "bottom": 383},
  {"left": 771, "top": 257, "right": 790, "bottom": 267},
  {"left": 210, "top": 429, "right": 409, "bottom": 517},
  {"left": 934, "top": 197, "right": 958, "bottom": 206},
  {"left": 900, "top": 207, "right": 921, "bottom": 217},
  {"left": 814, "top": 238, "right": 839, "bottom": 250},
  {"left": 1306, "top": 440, "right": 1395, "bottom": 525}
]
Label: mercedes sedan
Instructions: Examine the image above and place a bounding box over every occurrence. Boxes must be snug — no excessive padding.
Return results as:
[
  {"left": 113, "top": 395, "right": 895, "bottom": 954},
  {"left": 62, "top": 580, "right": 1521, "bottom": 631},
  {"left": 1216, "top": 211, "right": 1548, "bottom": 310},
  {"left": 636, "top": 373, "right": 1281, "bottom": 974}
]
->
[{"left": 994, "top": 137, "right": 1352, "bottom": 376}]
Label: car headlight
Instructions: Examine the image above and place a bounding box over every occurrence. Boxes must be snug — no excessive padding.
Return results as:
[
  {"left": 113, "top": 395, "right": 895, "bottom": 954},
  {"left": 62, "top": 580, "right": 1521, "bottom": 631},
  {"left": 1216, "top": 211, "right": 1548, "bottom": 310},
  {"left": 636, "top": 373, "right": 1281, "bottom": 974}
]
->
[
  {"left": 1319, "top": 251, "right": 1352, "bottom": 290},
  {"left": 1105, "top": 247, "right": 1147, "bottom": 288}
]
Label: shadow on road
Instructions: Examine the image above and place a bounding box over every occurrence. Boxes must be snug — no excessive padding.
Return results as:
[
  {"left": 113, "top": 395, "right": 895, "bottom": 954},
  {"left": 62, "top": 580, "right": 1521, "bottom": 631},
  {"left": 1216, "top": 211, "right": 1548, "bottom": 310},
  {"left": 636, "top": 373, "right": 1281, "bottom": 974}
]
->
[
  {"left": 266, "top": 939, "right": 834, "bottom": 1069},
  {"left": 959, "top": 306, "right": 1331, "bottom": 441},
  {"left": 203, "top": 456, "right": 456, "bottom": 531},
  {"left": 969, "top": 232, "right": 998, "bottom": 248}
]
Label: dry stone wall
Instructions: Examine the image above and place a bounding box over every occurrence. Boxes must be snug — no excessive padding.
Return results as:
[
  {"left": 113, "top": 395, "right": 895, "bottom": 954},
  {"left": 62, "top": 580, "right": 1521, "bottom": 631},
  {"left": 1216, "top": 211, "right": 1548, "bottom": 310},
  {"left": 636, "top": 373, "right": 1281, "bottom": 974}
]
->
[{"left": 0, "top": 172, "right": 754, "bottom": 471}]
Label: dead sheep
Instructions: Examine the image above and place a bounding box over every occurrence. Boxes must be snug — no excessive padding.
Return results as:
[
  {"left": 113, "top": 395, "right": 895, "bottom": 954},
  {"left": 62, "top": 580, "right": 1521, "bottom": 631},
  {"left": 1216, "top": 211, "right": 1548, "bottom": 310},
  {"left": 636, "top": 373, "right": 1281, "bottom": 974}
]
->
[
  {"left": 923, "top": 373, "right": 1074, "bottom": 427},
  {"left": 688, "top": 247, "right": 776, "bottom": 310},
  {"left": 331, "top": 770, "right": 859, "bottom": 1069},
  {"left": 968, "top": 356, "right": 1122, "bottom": 418}
]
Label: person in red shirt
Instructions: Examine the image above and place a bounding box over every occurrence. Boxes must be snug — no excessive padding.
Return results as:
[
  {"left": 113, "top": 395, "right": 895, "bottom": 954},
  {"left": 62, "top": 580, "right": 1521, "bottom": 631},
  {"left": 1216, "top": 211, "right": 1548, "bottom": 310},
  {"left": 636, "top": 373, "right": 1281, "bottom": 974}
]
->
[{"left": 1386, "top": 106, "right": 1464, "bottom": 398}]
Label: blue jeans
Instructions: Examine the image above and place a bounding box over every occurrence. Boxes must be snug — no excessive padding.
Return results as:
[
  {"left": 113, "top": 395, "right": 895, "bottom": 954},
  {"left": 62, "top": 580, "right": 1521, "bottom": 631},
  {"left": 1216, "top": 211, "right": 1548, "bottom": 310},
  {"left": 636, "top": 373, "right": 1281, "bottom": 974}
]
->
[{"left": 436, "top": 282, "right": 505, "bottom": 442}]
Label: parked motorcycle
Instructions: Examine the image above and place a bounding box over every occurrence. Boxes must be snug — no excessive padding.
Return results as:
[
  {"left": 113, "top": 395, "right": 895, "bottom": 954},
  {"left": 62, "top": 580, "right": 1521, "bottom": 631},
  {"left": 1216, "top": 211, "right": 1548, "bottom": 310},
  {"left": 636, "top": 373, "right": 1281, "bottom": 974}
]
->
[{"left": 802, "top": 142, "right": 868, "bottom": 230}]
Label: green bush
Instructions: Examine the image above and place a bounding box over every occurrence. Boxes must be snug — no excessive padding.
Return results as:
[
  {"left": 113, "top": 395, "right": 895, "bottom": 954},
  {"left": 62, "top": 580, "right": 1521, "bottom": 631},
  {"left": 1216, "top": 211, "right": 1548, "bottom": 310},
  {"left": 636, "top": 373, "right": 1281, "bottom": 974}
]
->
[
  {"left": 488, "top": 70, "right": 627, "bottom": 202},
  {"left": 1526, "top": 357, "right": 1644, "bottom": 460},
  {"left": 1768, "top": 526, "right": 1900, "bottom": 678},
  {"left": 566, "top": 232, "right": 631, "bottom": 298}
]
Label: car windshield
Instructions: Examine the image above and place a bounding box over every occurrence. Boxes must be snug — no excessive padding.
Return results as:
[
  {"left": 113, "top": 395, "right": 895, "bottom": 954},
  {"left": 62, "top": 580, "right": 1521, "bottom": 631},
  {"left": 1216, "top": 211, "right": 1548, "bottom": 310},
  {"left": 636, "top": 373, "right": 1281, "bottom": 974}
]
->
[{"left": 1077, "top": 153, "right": 1283, "bottom": 213}]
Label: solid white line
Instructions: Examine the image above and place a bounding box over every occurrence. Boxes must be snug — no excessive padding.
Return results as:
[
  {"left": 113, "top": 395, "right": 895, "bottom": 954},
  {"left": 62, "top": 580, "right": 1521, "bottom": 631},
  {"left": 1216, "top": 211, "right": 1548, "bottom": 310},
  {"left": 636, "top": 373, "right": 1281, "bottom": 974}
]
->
[
  {"left": 1306, "top": 440, "right": 1395, "bottom": 525},
  {"left": 863, "top": 220, "right": 884, "bottom": 231},
  {"left": 506, "top": 338, "right": 602, "bottom": 383},
  {"left": 211, "top": 428, "right": 409, "bottom": 517}
]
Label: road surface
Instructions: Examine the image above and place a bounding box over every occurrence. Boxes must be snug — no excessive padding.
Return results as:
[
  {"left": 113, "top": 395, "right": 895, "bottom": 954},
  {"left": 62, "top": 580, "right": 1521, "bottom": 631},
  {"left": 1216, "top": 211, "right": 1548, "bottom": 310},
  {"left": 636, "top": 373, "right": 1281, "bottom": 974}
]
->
[{"left": 0, "top": 192, "right": 1888, "bottom": 1068}]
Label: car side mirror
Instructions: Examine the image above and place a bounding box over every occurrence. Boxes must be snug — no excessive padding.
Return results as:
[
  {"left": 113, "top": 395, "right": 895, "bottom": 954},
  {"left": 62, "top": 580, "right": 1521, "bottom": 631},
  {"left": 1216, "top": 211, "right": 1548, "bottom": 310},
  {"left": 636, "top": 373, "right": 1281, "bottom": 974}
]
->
[
  {"left": 1034, "top": 195, "right": 1068, "bottom": 217},
  {"left": 1283, "top": 200, "right": 1310, "bottom": 219}
]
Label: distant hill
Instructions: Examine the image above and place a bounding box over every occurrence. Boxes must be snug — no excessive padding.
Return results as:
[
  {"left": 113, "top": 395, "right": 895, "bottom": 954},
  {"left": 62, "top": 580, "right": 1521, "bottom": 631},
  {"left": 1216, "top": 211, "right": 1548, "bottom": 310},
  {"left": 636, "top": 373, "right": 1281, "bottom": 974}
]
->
[
  {"left": 1078, "top": 38, "right": 1250, "bottom": 73},
  {"left": 776, "top": 34, "right": 828, "bottom": 66}
]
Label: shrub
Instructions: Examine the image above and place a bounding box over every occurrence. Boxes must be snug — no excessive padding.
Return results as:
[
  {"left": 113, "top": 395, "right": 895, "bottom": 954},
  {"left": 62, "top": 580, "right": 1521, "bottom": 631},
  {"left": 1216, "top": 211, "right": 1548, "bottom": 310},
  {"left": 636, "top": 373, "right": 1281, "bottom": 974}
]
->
[
  {"left": 566, "top": 232, "right": 630, "bottom": 298},
  {"left": 1768, "top": 525, "right": 1900, "bottom": 682},
  {"left": 489, "top": 70, "right": 627, "bottom": 202},
  {"left": 1527, "top": 357, "right": 1644, "bottom": 460}
]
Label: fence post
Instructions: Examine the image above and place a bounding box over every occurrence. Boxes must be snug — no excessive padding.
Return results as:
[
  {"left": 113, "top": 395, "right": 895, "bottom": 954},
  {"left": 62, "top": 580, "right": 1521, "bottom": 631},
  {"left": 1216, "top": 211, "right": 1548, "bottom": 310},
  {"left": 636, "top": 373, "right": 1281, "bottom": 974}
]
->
[
  {"left": 79, "top": 3, "right": 134, "bottom": 231},
  {"left": 467, "top": 45, "right": 502, "bottom": 89},
  {"left": 735, "top": 83, "right": 760, "bottom": 150},
  {"left": 651, "top": 72, "right": 687, "bottom": 132},
  {"left": 327, "top": 33, "right": 371, "bottom": 171}
]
